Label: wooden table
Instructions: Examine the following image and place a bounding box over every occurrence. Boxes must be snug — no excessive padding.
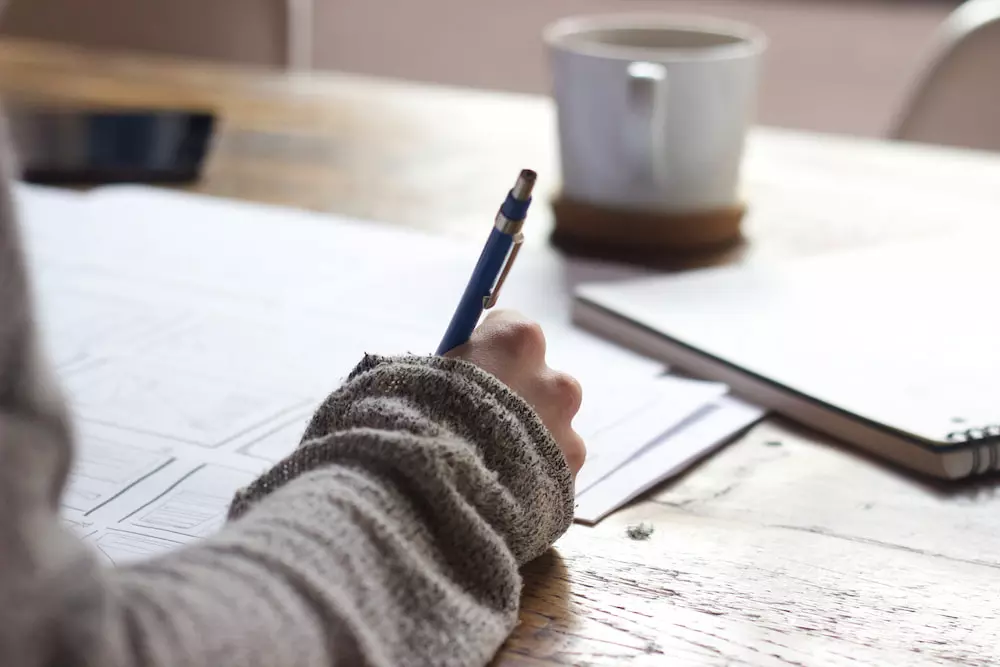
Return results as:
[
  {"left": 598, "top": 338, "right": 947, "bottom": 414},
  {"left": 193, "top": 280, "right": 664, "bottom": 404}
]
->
[{"left": 2, "top": 39, "right": 999, "bottom": 666}]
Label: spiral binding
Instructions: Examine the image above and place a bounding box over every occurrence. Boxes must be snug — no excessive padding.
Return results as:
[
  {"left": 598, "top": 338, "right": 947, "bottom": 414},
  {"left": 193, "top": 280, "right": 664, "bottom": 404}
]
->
[
  {"left": 946, "top": 425, "right": 1000, "bottom": 475},
  {"left": 946, "top": 424, "right": 1000, "bottom": 443}
]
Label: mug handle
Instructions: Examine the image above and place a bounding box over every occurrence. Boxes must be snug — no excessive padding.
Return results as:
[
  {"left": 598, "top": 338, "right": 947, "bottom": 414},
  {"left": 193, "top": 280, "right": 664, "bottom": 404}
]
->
[{"left": 625, "top": 61, "right": 669, "bottom": 185}]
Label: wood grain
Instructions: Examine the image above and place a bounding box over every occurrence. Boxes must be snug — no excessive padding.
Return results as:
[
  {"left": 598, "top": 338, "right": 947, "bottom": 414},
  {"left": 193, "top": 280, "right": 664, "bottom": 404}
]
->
[{"left": 1, "top": 38, "right": 998, "bottom": 666}]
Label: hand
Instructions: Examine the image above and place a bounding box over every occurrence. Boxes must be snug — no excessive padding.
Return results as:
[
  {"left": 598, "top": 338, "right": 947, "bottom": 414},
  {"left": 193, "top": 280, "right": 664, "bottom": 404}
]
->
[{"left": 445, "top": 310, "right": 586, "bottom": 478}]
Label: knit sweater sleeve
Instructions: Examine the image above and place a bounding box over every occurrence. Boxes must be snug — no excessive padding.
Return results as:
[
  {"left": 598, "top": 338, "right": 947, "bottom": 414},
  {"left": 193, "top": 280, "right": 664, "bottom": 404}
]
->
[
  {"left": 0, "top": 131, "right": 575, "bottom": 666},
  {"left": 104, "top": 354, "right": 575, "bottom": 667},
  {"left": 3, "top": 351, "right": 575, "bottom": 667}
]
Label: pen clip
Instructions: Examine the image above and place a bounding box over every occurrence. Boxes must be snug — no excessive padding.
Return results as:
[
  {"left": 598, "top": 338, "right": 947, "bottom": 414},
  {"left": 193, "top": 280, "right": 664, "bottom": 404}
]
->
[{"left": 483, "top": 232, "right": 523, "bottom": 309}]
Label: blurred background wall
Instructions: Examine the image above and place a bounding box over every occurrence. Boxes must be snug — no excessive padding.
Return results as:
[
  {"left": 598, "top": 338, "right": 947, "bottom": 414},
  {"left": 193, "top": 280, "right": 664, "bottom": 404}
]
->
[{"left": 0, "top": 0, "right": 958, "bottom": 137}]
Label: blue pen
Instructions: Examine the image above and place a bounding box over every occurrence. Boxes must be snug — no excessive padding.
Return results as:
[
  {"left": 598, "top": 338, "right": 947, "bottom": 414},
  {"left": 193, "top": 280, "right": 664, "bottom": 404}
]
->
[{"left": 436, "top": 169, "right": 536, "bottom": 355}]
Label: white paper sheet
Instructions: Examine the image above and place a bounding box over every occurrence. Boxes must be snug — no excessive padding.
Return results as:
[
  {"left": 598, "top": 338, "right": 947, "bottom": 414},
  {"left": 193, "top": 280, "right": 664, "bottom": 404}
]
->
[
  {"left": 62, "top": 436, "right": 173, "bottom": 513},
  {"left": 572, "top": 376, "right": 728, "bottom": 495},
  {"left": 14, "top": 183, "right": 743, "bottom": 548},
  {"left": 574, "top": 397, "right": 765, "bottom": 524}
]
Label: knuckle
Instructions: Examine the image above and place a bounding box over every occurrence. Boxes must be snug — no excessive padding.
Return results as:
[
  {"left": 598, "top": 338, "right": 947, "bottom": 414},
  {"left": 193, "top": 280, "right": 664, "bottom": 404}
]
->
[
  {"left": 563, "top": 434, "right": 587, "bottom": 472},
  {"left": 502, "top": 320, "right": 546, "bottom": 358},
  {"left": 550, "top": 372, "right": 584, "bottom": 416}
]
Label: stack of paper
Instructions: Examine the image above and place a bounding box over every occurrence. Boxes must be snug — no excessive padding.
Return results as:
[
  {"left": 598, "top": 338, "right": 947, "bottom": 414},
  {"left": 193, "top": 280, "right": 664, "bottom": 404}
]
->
[
  {"left": 16, "top": 184, "right": 762, "bottom": 562},
  {"left": 574, "top": 396, "right": 762, "bottom": 522}
]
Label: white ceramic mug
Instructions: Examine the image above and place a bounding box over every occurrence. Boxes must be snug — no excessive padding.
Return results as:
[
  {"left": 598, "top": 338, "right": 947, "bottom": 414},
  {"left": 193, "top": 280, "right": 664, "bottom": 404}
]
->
[{"left": 545, "top": 15, "right": 766, "bottom": 214}]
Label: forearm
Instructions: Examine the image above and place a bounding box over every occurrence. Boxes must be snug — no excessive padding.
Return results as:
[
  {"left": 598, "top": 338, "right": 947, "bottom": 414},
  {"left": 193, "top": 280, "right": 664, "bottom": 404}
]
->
[
  {"left": 113, "top": 355, "right": 572, "bottom": 667},
  {"left": 1, "top": 356, "right": 573, "bottom": 667},
  {"left": 111, "top": 462, "right": 516, "bottom": 667}
]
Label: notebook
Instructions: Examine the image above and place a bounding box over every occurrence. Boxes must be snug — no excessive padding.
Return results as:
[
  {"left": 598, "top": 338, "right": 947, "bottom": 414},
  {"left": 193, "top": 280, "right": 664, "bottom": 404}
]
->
[{"left": 573, "top": 231, "right": 1000, "bottom": 480}]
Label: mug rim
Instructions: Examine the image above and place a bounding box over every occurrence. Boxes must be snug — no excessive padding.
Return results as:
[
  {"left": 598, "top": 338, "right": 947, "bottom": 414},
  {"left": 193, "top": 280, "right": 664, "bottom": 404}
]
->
[{"left": 543, "top": 13, "right": 767, "bottom": 62}]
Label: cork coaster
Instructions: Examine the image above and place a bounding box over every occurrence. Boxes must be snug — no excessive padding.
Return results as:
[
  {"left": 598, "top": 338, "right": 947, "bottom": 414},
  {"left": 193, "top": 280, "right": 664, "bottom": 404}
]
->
[{"left": 551, "top": 195, "right": 747, "bottom": 262}]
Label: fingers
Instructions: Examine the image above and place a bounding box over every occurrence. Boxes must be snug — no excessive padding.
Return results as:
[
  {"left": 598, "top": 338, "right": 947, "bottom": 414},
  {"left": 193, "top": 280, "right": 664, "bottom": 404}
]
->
[
  {"left": 473, "top": 308, "right": 582, "bottom": 422},
  {"left": 444, "top": 310, "right": 546, "bottom": 369},
  {"left": 446, "top": 309, "right": 587, "bottom": 477},
  {"left": 477, "top": 309, "right": 547, "bottom": 366},
  {"left": 542, "top": 369, "right": 584, "bottom": 421},
  {"left": 536, "top": 369, "right": 586, "bottom": 478},
  {"left": 557, "top": 428, "right": 587, "bottom": 476}
]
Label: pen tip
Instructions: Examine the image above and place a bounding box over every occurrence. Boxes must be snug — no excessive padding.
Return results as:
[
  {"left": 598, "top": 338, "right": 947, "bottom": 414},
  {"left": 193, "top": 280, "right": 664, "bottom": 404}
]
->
[{"left": 512, "top": 169, "right": 537, "bottom": 200}]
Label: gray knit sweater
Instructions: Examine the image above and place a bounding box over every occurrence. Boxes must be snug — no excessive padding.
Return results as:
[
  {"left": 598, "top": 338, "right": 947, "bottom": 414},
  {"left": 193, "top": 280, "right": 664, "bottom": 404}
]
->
[{"left": 0, "top": 119, "right": 575, "bottom": 665}]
